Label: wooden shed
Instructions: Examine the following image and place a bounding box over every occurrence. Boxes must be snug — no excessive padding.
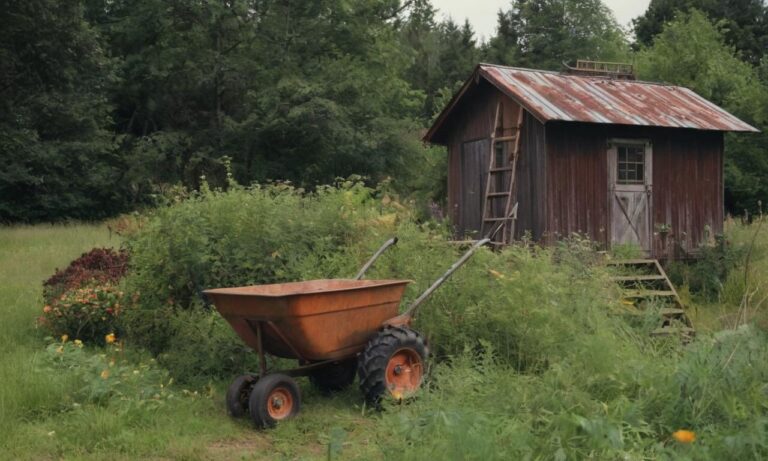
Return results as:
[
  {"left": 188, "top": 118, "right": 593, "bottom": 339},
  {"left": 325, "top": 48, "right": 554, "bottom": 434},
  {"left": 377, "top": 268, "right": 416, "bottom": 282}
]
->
[{"left": 424, "top": 63, "right": 758, "bottom": 258}]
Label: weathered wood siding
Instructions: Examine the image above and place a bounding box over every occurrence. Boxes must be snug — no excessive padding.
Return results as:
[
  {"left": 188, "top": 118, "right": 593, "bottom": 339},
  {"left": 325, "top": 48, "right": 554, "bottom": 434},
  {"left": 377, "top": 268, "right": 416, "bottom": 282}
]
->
[
  {"left": 445, "top": 80, "right": 546, "bottom": 238},
  {"left": 544, "top": 122, "right": 724, "bottom": 257},
  {"left": 515, "top": 111, "right": 547, "bottom": 240}
]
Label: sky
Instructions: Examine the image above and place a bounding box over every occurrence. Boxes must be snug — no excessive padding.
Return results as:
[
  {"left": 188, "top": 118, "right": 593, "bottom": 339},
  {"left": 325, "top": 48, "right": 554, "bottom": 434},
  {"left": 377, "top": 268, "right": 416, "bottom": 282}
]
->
[{"left": 431, "top": 0, "right": 652, "bottom": 41}]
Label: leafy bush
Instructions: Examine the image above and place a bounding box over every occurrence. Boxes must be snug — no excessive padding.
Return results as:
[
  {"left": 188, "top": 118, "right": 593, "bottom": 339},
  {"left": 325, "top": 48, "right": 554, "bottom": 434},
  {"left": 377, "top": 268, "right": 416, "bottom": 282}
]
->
[
  {"left": 666, "top": 236, "right": 744, "bottom": 301},
  {"left": 122, "top": 180, "right": 400, "bottom": 354},
  {"left": 42, "top": 337, "right": 174, "bottom": 406},
  {"left": 123, "top": 181, "right": 628, "bottom": 379},
  {"left": 38, "top": 284, "right": 123, "bottom": 344},
  {"left": 43, "top": 247, "right": 129, "bottom": 302},
  {"left": 156, "top": 311, "right": 262, "bottom": 385}
]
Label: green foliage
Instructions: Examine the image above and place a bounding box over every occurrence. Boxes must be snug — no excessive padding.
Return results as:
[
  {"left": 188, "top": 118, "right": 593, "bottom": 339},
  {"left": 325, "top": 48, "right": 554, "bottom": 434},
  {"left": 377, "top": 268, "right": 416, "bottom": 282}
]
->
[
  {"left": 483, "top": 0, "right": 630, "bottom": 70},
  {"left": 156, "top": 311, "right": 262, "bottom": 385},
  {"left": 122, "top": 180, "right": 396, "bottom": 354},
  {"left": 633, "top": 0, "right": 768, "bottom": 65},
  {"left": 42, "top": 338, "right": 173, "bottom": 406},
  {"left": 375, "top": 325, "right": 768, "bottom": 459},
  {"left": 666, "top": 236, "right": 745, "bottom": 301},
  {"left": 0, "top": 0, "right": 126, "bottom": 222},
  {"left": 636, "top": 10, "right": 768, "bottom": 215},
  {"left": 123, "top": 185, "right": 623, "bottom": 377}
]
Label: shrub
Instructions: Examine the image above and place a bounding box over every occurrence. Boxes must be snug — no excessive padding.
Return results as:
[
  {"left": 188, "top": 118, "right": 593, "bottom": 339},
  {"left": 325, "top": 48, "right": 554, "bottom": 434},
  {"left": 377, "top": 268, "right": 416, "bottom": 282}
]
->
[
  {"left": 42, "top": 337, "right": 174, "bottom": 406},
  {"left": 38, "top": 284, "right": 123, "bottom": 345},
  {"left": 122, "top": 180, "right": 402, "bottom": 354},
  {"left": 156, "top": 311, "right": 262, "bottom": 385},
  {"left": 666, "top": 236, "right": 744, "bottom": 301},
  {"left": 43, "top": 248, "right": 129, "bottom": 302}
]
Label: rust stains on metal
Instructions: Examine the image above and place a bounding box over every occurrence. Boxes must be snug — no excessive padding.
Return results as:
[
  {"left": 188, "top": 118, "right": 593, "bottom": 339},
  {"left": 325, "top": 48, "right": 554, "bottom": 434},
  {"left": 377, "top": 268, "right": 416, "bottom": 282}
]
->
[
  {"left": 480, "top": 64, "right": 758, "bottom": 132},
  {"left": 425, "top": 64, "right": 758, "bottom": 143}
]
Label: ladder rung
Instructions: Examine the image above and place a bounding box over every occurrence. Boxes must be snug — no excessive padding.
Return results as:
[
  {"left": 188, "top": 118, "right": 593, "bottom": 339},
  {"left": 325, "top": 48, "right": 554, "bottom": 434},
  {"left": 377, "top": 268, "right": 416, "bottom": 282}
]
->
[
  {"left": 483, "top": 217, "right": 513, "bottom": 222},
  {"left": 487, "top": 192, "right": 511, "bottom": 197},
  {"left": 490, "top": 167, "right": 514, "bottom": 173},
  {"left": 660, "top": 308, "right": 686, "bottom": 316},
  {"left": 493, "top": 135, "right": 517, "bottom": 143},
  {"left": 610, "top": 275, "right": 666, "bottom": 282}
]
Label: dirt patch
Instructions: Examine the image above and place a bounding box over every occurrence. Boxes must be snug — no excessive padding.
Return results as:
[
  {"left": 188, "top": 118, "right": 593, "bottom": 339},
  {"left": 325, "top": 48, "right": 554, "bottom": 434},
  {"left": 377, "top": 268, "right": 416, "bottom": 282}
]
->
[{"left": 207, "top": 436, "right": 273, "bottom": 460}]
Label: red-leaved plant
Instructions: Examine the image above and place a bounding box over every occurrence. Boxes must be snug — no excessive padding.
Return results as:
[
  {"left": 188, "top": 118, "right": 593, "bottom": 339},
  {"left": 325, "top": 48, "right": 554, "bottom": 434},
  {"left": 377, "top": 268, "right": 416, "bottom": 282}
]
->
[
  {"left": 43, "top": 248, "right": 129, "bottom": 303},
  {"left": 39, "top": 248, "right": 129, "bottom": 343}
]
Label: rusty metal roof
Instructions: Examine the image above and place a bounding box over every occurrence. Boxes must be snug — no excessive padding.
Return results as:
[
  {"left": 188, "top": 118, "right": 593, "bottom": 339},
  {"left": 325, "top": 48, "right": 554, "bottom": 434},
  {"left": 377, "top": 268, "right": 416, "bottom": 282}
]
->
[{"left": 426, "top": 64, "right": 758, "bottom": 143}]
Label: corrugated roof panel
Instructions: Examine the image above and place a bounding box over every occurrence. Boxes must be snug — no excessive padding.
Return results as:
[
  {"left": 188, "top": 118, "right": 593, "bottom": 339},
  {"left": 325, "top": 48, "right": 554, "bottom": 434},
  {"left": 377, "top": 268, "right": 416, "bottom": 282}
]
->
[{"left": 479, "top": 64, "right": 758, "bottom": 132}]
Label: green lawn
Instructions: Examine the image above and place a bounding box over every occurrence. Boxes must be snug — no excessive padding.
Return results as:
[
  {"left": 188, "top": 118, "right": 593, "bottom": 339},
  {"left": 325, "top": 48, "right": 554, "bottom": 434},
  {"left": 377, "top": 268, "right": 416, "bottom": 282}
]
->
[{"left": 0, "top": 225, "right": 383, "bottom": 460}]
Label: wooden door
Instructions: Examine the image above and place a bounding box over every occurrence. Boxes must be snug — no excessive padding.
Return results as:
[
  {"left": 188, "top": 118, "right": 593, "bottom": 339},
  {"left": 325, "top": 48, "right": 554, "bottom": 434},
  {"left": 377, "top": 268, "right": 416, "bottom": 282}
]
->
[
  {"left": 460, "top": 139, "right": 490, "bottom": 237},
  {"left": 608, "top": 140, "right": 652, "bottom": 254}
]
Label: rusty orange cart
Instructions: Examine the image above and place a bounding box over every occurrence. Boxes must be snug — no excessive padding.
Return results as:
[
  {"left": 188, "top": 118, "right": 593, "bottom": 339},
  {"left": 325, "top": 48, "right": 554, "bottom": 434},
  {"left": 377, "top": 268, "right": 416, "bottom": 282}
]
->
[{"left": 204, "top": 237, "right": 489, "bottom": 428}]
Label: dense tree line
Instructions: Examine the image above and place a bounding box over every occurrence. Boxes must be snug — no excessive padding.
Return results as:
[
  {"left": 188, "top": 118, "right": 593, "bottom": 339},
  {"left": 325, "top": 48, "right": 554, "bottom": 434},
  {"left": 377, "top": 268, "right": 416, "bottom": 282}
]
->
[{"left": 1, "top": 0, "right": 766, "bottom": 221}]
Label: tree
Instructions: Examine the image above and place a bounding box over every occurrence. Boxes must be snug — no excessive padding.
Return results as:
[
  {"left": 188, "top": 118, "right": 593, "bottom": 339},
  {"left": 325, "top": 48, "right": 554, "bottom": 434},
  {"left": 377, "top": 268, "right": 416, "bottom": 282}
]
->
[
  {"left": 483, "top": 0, "right": 629, "bottom": 70},
  {"left": 637, "top": 10, "right": 768, "bottom": 214},
  {"left": 398, "top": 1, "right": 480, "bottom": 119},
  {"left": 0, "top": 0, "right": 122, "bottom": 222},
  {"left": 633, "top": 0, "right": 768, "bottom": 65}
]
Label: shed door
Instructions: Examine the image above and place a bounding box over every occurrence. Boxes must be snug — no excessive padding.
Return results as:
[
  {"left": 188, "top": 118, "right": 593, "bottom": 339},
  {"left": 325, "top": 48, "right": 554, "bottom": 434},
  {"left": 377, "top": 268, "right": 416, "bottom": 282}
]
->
[
  {"left": 608, "top": 141, "right": 652, "bottom": 254},
  {"left": 459, "top": 139, "right": 490, "bottom": 237}
]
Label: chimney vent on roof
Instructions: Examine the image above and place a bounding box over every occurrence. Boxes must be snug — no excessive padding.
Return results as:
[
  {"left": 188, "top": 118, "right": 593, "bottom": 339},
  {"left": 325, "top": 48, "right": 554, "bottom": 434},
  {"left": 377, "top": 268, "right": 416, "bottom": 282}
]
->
[{"left": 563, "top": 60, "right": 635, "bottom": 80}]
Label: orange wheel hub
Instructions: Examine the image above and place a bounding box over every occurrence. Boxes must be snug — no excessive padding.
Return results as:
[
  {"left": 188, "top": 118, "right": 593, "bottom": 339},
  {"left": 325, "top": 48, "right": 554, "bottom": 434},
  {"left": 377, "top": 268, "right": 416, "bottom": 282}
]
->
[
  {"left": 385, "top": 348, "right": 423, "bottom": 399},
  {"left": 266, "top": 387, "right": 294, "bottom": 420}
]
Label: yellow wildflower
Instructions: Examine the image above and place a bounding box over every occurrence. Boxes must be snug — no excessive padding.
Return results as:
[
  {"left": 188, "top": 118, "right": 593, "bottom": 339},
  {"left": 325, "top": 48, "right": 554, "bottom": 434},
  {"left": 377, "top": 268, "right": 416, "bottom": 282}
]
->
[
  {"left": 74, "top": 339, "right": 83, "bottom": 347},
  {"left": 56, "top": 346, "right": 64, "bottom": 354},
  {"left": 489, "top": 269, "right": 505, "bottom": 280},
  {"left": 672, "top": 430, "right": 696, "bottom": 444},
  {"left": 61, "top": 334, "right": 69, "bottom": 343},
  {"left": 100, "top": 369, "right": 110, "bottom": 380},
  {"left": 105, "top": 333, "right": 116, "bottom": 344}
]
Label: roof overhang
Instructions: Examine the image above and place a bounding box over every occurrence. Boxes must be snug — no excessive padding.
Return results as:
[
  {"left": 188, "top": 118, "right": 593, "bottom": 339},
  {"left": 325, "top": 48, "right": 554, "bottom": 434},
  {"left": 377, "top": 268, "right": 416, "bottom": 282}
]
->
[{"left": 424, "top": 64, "right": 759, "bottom": 145}]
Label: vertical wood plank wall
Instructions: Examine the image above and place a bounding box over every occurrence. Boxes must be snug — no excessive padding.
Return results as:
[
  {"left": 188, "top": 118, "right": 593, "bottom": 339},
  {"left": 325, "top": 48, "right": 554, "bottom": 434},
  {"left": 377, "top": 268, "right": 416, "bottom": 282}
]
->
[
  {"left": 544, "top": 122, "right": 724, "bottom": 257},
  {"left": 445, "top": 81, "right": 545, "bottom": 238}
]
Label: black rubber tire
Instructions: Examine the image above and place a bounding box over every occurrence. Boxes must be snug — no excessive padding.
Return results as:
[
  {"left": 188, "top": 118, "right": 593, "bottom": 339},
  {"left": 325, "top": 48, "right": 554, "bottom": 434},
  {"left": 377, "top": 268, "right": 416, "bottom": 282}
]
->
[
  {"left": 226, "top": 374, "right": 256, "bottom": 418},
  {"left": 248, "top": 373, "right": 301, "bottom": 428},
  {"left": 309, "top": 359, "right": 357, "bottom": 393},
  {"left": 358, "top": 326, "right": 428, "bottom": 407}
]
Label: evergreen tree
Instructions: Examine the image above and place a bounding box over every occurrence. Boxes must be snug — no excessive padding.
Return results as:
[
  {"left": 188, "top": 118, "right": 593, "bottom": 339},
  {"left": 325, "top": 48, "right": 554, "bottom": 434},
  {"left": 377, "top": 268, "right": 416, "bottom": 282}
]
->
[
  {"left": 483, "top": 0, "right": 629, "bottom": 70},
  {"left": 0, "top": 0, "right": 121, "bottom": 221},
  {"left": 633, "top": 0, "right": 768, "bottom": 65}
]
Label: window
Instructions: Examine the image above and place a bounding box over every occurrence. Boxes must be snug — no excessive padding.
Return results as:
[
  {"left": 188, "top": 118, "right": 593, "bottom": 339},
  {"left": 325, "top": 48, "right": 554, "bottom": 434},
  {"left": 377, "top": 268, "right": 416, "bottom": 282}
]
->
[{"left": 617, "top": 145, "right": 645, "bottom": 184}]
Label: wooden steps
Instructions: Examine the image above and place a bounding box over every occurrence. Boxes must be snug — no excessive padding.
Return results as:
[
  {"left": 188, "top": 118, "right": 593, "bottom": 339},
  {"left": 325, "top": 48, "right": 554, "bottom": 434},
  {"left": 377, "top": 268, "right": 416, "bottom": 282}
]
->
[{"left": 609, "top": 258, "right": 694, "bottom": 339}]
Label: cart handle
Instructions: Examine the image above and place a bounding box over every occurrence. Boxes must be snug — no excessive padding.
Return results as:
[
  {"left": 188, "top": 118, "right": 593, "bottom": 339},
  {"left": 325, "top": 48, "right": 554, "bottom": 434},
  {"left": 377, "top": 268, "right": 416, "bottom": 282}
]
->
[
  {"left": 399, "top": 238, "right": 490, "bottom": 322},
  {"left": 354, "top": 237, "right": 398, "bottom": 280}
]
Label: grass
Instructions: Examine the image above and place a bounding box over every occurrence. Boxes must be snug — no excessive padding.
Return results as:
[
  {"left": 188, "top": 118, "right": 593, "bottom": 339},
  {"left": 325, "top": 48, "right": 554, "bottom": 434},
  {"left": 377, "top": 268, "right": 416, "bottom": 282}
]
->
[
  {"left": 2, "top": 219, "right": 768, "bottom": 459},
  {"left": 0, "top": 224, "right": 388, "bottom": 460}
]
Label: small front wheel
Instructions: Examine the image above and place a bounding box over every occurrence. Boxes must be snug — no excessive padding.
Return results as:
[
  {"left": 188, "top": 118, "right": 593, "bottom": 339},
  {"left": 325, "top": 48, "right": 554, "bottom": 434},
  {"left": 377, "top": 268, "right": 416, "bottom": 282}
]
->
[
  {"left": 248, "top": 373, "right": 301, "bottom": 428},
  {"left": 226, "top": 374, "right": 256, "bottom": 418},
  {"left": 358, "top": 326, "right": 428, "bottom": 407}
]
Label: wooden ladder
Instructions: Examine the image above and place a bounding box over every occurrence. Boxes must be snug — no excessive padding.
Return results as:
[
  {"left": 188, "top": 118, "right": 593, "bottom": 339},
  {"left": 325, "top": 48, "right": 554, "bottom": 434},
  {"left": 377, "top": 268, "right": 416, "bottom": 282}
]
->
[
  {"left": 480, "top": 102, "right": 523, "bottom": 245},
  {"left": 607, "top": 259, "right": 695, "bottom": 339}
]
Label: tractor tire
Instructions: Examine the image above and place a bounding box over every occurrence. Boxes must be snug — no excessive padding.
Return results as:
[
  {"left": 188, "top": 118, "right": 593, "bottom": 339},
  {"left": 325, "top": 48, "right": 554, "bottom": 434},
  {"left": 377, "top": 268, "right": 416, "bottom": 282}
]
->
[
  {"left": 225, "top": 374, "right": 256, "bottom": 418},
  {"left": 309, "top": 359, "right": 357, "bottom": 393},
  {"left": 248, "top": 373, "right": 301, "bottom": 428},
  {"left": 358, "top": 326, "right": 428, "bottom": 407}
]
